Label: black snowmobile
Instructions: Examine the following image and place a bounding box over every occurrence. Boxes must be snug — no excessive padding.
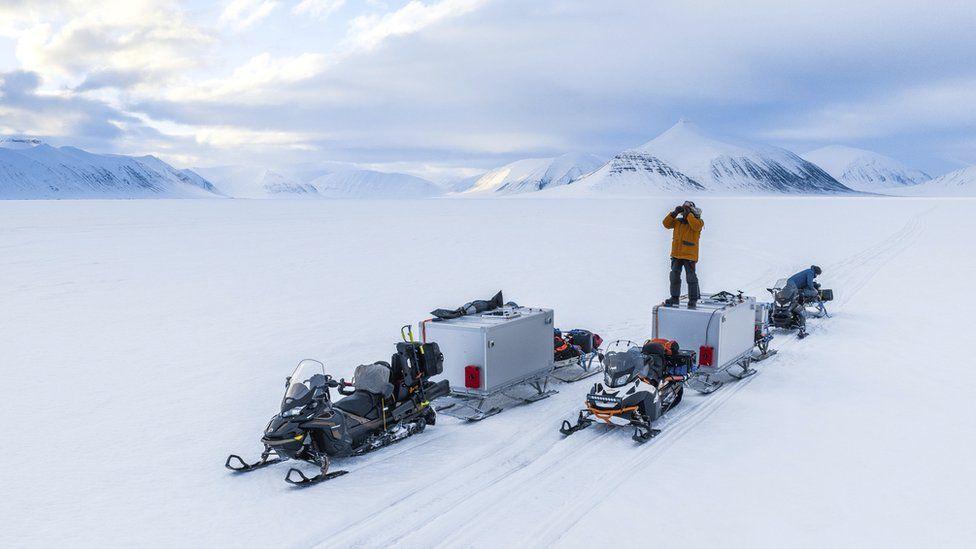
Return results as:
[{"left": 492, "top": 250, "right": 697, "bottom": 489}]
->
[
  {"left": 226, "top": 331, "right": 449, "bottom": 486},
  {"left": 560, "top": 339, "right": 694, "bottom": 443},
  {"left": 767, "top": 278, "right": 833, "bottom": 339}
]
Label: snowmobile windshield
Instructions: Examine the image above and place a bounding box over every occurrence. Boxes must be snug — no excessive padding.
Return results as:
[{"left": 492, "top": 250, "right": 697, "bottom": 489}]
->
[
  {"left": 776, "top": 285, "right": 797, "bottom": 304},
  {"left": 603, "top": 346, "right": 643, "bottom": 388},
  {"left": 281, "top": 359, "right": 327, "bottom": 413}
]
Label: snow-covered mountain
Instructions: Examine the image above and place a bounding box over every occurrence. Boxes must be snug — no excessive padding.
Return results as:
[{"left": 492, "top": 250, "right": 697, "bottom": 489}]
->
[
  {"left": 0, "top": 138, "right": 221, "bottom": 199},
  {"left": 0, "top": 136, "right": 44, "bottom": 150},
  {"left": 194, "top": 166, "right": 318, "bottom": 198},
  {"left": 447, "top": 173, "right": 482, "bottom": 193},
  {"left": 463, "top": 153, "right": 604, "bottom": 194},
  {"left": 895, "top": 165, "right": 976, "bottom": 196},
  {"left": 558, "top": 119, "right": 853, "bottom": 195},
  {"left": 309, "top": 169, "right": 443, "bottom": 198},
  {"left": 802, "top": 145, "right": 929, "bottom": 192}
]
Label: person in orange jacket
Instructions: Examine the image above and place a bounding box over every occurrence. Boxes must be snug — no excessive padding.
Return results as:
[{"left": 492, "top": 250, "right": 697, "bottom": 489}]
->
[{"left": 662, "top": 201, "right": 704, "bottom": 308}]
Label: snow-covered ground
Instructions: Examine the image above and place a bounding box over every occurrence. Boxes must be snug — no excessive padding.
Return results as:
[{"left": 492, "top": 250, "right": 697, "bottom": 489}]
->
[{"left": 1, "top": 197, "right": 974, "bottom": 548}]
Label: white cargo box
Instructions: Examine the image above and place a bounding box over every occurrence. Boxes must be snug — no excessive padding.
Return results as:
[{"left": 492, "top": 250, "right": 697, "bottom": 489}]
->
[
  {"left": 422, "top": 306, "right": 554, "bottom": 397},
  {"left": 652, "top": 294, "right": 756, "bottom": 372}
]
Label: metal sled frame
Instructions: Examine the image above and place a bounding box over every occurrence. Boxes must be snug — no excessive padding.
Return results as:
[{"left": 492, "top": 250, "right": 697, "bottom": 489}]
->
[
  {"left": 435, "top": 373, "right": 557, "bottom": 421},
  {"left": 550, "top": 351, "right": 604, "bottom": 383},
  {"left": 686, "top": 348, "right": 757, "bottom": 394}
]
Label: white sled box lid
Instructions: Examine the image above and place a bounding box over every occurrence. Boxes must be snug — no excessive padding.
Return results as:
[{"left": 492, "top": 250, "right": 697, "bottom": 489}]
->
[{"left": 429, "top": 306, "right": 552, "bottom": 330}]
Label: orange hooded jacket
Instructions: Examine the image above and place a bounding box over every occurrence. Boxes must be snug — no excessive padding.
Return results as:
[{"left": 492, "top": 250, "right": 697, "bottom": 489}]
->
[{"left": 662, "top": 211, "right": 704, "bottom": 261}]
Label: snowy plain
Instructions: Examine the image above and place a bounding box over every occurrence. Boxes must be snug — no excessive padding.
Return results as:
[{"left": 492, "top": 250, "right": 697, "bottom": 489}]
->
[{"left": 1, "top": 197, "right": 974, "bottom": 548}]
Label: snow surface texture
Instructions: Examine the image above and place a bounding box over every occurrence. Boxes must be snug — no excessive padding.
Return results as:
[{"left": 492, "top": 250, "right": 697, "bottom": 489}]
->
[
  {"left": 0, "top": 139, "right": 221, "bottom": 199},
  {"left": 194, "top": 165, "right": 319, "bottom": 198},
  {"left": 462, "top": 153, "right": 604, "bottom": 194},
  {"left": 895, "top": 165, "right": 976, "bottom": 196},
  {"left": 2, "top": 198, "right": 974, "bottom": 547},
  {"left": 309, "top": 169, "right": 443, "bottom": 198},
  {"left": 803, "top": 145, "right": 930, "bottom": 192},
  {"left": 558, "top": 119, "right": 853, "bottom": 195}
]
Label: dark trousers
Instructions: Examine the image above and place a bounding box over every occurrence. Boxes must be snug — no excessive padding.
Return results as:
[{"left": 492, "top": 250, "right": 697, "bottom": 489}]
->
[{"left": 670, "top": 258, "right": 700, "bottom": 301}]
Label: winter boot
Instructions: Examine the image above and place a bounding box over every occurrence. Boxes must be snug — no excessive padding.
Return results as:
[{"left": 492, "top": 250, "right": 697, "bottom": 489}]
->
[
  {"left": 664, "top": 297, "right": 679, "bottom": 307},
  {"left": 687, "top": 299, "right": 697, "bottom": 309}
]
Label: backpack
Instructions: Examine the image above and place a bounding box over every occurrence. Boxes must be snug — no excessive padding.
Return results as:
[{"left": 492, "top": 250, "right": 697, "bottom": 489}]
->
[{"left": 553, "top": 335, "right": 581, "bottom": 361}]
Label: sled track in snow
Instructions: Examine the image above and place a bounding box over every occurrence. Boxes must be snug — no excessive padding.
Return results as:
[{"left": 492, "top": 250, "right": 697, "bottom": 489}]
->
[
  {"left": 318, "top": 414, "right": 620, "bottom": 548},
  {"left": 310, "top": 212, "right": 930, "bottom": 548}
]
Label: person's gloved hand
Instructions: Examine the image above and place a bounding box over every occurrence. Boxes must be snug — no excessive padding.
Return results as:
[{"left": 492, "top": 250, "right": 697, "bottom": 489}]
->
[{"left": 671, "top": 206, "right": 683, "bottom": 217}]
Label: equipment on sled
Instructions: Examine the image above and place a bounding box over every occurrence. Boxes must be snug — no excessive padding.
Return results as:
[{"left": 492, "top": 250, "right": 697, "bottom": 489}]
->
[
  {"left": 653, "top": 291, "right": 766, "bottom": 394},
  {"left": 559, "top": 339, "right": 690, "bottom": 443},
  {"left": 551, "top": 328, "right": 605, "bottom": 382},
  {"left": 765, "top": 279, "right": 833, "bottom": 339},
  {"left": 225, "top": 330, "right": 449, "bottom": 486},
  {"left": 421, "top": 292, "right": 556, "bottom": 421}
]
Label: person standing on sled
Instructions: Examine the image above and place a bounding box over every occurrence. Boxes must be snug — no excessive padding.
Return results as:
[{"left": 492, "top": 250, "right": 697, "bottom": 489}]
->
[{"left": 663, "top": 201, "right": 704, "bottom": 308}]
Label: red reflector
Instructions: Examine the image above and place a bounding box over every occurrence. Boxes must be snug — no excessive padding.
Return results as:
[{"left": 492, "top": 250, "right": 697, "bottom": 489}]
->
[
  {"left": 699, "top": 346, "right": 714, "bottom": 367},
  {"left": 464, "top": 365, "right": 481, "bottom": 389}
]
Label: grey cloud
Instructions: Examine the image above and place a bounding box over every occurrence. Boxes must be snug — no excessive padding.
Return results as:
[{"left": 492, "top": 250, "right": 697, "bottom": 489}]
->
[
  {"left": 75, "top": 69, "right": 146, "bottom": 92},
  {"left": 1, "top": 70, "right": 160, "bottom": 147}
]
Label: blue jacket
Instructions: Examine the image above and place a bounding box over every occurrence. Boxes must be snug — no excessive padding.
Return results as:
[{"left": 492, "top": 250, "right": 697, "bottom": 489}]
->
[{"left": 788, "top": 268, "right": 817, "bottom": 290}]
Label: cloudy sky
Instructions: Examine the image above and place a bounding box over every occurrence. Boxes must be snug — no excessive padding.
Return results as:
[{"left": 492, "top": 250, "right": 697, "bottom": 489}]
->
[{"left": 0, "top": 0, "right": 974, "bottom": 180}]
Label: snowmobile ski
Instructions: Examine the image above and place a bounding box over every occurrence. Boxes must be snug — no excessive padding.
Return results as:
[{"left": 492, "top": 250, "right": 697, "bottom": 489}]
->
[
  {"left": 225, "top": 449, "right": 281, "bottom": 473},
  {"left": 632, "top": 425, "right": 661, "bottom": 444},
  {"left": 284, "top": 457, "right": 349, "bottom": 486},
  {"left": 559, "top": 411, "right": 594, "bottom": 436}
]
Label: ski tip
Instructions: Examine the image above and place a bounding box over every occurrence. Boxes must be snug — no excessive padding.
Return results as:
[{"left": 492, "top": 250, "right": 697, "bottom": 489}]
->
[
  {"left": 225, "top": 454, "right": 247, "bottom": 471},
  {"left": 285, "top": 467, "right": 349, "bottom": 487}
]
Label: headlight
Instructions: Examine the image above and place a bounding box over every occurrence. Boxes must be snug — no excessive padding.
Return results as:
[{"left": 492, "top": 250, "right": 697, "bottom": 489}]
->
[{"left": 282, "top": 407, "right": 303, "bottom": 417}]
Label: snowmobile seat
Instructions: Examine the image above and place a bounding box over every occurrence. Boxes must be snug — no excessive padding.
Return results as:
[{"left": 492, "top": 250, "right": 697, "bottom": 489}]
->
[
  {"left": 334, "top": 391, "right": 381, "bottom": 419},
  {"left": 350, "top": 362, "right": 394, "bottom": 398},
  {"left": 333, "top": 362, "right": 394, "bottom": 419}
]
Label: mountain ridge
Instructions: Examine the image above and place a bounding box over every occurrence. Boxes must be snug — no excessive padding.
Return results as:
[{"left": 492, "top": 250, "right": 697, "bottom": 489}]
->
[{"left": 556, "top": 120, "right": 853, "bottom": 195}]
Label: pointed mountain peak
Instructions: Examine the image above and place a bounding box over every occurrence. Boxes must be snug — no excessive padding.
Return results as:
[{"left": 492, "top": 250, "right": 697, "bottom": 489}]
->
[{"left": 661, "top": 118, "right": 705, "bottom": 136}]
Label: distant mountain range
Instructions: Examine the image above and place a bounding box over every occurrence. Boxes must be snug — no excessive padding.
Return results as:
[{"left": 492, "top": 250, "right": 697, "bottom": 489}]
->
[
  {"left": 802, "top": 145, "right": 930, "bottom": 192},
  {"left": 0, "top": 126, "right": 967, "bottom": 199},
  {"left": 894, "top": 165, "right": 976, "bottom": 196},
  {"left": 558, "top": 119, "right": 853, "bottom": 195},
  {"left": 462, "top": 153, "right": 604, "bottom": 194},
  {"left": 193, "top": 166, "right": 318, "bottom": 199},
  {"left": 0, "top": 138, "right": 220, "bottom": 199},
  {"left": 309, "top": 169, "right": 443, "bottom": 198}
]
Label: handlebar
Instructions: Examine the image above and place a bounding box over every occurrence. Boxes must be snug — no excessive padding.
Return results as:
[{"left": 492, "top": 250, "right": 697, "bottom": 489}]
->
[{"left": 337, "top": 378, "right": 356, "bottom": 395}]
